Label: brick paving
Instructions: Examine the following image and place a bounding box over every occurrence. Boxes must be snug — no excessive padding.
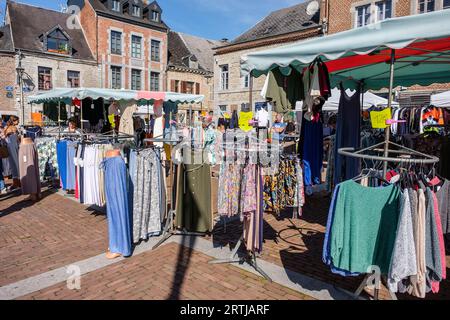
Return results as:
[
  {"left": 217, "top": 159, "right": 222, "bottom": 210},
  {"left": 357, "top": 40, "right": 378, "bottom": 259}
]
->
[
  {"left": 0, "top": 188, "right": 108, "bottom": 287},
  {"left": 18, "top": 243, "right": 313, "bottom": 300},
  {"left": 211, "top": 192, "right": 450, "bottom": 300},
  {"left": 1, "top": 186, "right": 449, "bottom": 300}
]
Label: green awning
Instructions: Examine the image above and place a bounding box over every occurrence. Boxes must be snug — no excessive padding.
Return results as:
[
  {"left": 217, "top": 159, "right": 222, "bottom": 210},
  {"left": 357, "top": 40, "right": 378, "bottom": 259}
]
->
[
  {"left": 28, "top": 88, "right": 205, "bottom": 105},
  {"left": 241, "top": 9, "right": 450, "bottom": 90}
]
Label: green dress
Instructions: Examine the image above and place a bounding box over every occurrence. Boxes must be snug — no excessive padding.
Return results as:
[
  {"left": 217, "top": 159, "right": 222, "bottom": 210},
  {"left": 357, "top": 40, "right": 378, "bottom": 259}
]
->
[{"left": 175, "top": 153, "right": 212, "bottom": 233}]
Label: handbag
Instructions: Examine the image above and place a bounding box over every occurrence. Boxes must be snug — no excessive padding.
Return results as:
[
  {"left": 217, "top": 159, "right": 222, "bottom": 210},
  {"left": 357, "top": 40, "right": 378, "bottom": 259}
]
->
[{"left": 0, "top": 145, "right": 8, "bottom": 159}]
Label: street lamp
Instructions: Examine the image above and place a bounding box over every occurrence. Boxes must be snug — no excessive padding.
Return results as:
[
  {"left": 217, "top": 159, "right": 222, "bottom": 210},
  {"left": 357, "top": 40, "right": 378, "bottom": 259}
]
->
[{"left": 16, "top": 51, "right": 25, "bottom": 126}]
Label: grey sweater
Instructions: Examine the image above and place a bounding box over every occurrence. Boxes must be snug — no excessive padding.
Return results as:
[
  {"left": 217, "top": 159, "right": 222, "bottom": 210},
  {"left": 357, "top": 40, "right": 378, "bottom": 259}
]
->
[
  {"left": 388, "top": 191, "right": 417, "bottom": 293},
  {"left": 425, "top": 188, "right": 443, "bottom": 293},
  {"left": 436, "top": 179, "right": 450, "bottom": 234}
]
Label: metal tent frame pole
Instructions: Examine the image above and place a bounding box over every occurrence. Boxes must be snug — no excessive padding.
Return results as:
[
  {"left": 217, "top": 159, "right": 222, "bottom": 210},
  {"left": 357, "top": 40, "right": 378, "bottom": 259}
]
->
[
  {"left": 382, "top": 49, "right": 396, "bottom": 177},
  {"left": 58, "top": 99, "right": 61, "bottom": 140},
  {"left": 80, "top": 98, "right": 84, "bottom": 136}
]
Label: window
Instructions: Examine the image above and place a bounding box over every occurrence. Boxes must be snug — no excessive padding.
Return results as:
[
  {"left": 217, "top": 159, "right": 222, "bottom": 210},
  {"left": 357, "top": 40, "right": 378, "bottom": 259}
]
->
[
  {"left": 355, "top": 1, "right": 392, "bottom": 28},
  {"left": 111, "top": 66, "right": 122, "bottom": 89},
  {"left": 376, "top": 0, "right": 392, "bottom": 21},
  {"left": 219, "top": 105, "right": 227, "bottom": 112},
  {"left": 356, "top": 4, "right": 374, "bottom": 27},
  {"left": 67, "top": 71, "right": 80, "bottom": 88},
  {"left": 131, "top": 35, "right": 142, "bottom": 59},
  {"left": 47, "top": 29, "right": 70, "bottom": 55},
  {"left": 355, "top": 4, "right": 371, "bottom": 27},
  {"left": 418, "top": 0, "right": 436, "bottom": 13},
  {"left": 185, "top": 82, "right": 195, "bottom": 94},
  {"left": 151, "top": 40, "right": 160, "bottom": 62},
  {"left": 175, "top": 80, "right": 180, "bottom": 93},
  {"left": 112, "top": 0, "right": 120, "bottom": 12},
  {"left": 111, "top": 31, "right": 122, "bottom": 55},
  {"left": 38, "top": 67, "right": 52, "bottom": 91},
  {"left": 220, "top": 65, "right": 229, "bottom": 90},
  {"left": 132, "top": 5, "right": 141, "bottom": 16},
  {"left": 444, "top": 0, "right": 450, "bottom": 8},
  {"left": 150, "top": 72, "right": 159, "bottom": 91},
  {"left": 151, "top": 10, "right": 159, "bottom": 21},
  {"left": 131, "top": 69, "right": 142, "bottom": 90},
  {"left": 243, "top": 74, "right": 250, "bottom": 88}
]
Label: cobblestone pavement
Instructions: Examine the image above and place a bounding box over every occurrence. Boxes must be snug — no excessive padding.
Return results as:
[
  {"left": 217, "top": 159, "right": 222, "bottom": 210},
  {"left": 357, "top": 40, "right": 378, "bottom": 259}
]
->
[
  {"left": 210, "top": 192, "right": 450, "bottom": 300},
  {"left": 0, "top": 190, "right": 314, "bottom": 300},
  {"left": 1, "top": 188, "right": 448, "bottom": 300},
  {"left": 0, "top": 189, "right": 108, "bottom": 287},
  {"left": 19, "top": 243, "right": 313, "bottom": 300}
]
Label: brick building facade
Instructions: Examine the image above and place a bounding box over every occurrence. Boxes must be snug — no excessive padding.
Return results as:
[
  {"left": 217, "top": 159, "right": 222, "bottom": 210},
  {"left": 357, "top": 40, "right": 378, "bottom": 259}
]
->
[
  {"left": 213, "top": 1, "right": 323, "bottom": 114},
  {"left": 167, "top": 31, "right": 221, "bottom": 112},
  {"left": 0, "top": 25, "right": 16, "bottom": 117},
  {"left": 72, "top": 0, "right": 168, "bottom": 91},
  {"left": 0, "top": 1, "right": 99, "bottom": 123}
]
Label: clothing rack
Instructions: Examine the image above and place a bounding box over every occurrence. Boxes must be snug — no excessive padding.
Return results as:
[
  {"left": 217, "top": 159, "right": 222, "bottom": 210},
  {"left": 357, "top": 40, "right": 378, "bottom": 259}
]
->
[
  {"left": 143, "top": 136, "right": 207, "bottom": 251},
  {"left": 209, "top": 134, "right": 273, "bottom": 282},
  {"left": 337, "top": 141, "right": 439, "bottom": 300}
]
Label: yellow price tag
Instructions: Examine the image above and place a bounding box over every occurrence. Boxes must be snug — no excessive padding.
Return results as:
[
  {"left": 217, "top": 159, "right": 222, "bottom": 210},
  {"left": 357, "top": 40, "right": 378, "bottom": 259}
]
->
[{"left": 370, "top": 108, "right": 392, "bottom": 129}]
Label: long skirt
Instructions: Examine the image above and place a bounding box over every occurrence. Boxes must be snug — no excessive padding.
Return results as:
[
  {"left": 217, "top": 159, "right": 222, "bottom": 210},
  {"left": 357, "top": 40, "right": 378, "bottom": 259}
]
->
[
  {"left": 6, "top": 133, "right": 19, "bottom": 179},
  {"left": 19, "top": 143, "right": 41, "bottom": 195},
  {"left": 102, "top": 156, "right": 132, "bottom": 257}
]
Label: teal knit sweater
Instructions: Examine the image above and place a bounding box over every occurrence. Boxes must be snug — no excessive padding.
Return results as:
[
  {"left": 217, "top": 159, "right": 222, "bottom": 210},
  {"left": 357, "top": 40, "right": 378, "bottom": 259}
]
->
[{"left": 330, "top": 180, "right": 401, "bottom": 274}]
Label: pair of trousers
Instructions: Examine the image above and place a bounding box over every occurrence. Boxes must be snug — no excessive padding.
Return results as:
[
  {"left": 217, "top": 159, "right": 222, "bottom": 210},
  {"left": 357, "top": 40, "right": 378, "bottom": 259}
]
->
[
  {"left": 0, "top": 159, "right": 4, "bottom": 190},
  {"left": 66, "top": 142, "right": 77, "bottom": 190},
  {"left": 56, "top": 141, "right": 68, "bottom": 189},
  {"left": 102, "top": 156, "right": 132, "bottom": 257}
]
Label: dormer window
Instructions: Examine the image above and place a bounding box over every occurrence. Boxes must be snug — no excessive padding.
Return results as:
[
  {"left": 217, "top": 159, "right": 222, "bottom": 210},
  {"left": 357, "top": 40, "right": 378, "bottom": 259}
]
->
[
  {"left": 151, "top": 10, "right": 159, "bottom": 22},
  {"left": 45, "top": 27, "right": 71, "bottom": 55},
  {"left": 112, "top": 0, "right": 120, "bottom": 12},
  {"left": 132, "top": 5, "right": 141, "bottom": 16}
]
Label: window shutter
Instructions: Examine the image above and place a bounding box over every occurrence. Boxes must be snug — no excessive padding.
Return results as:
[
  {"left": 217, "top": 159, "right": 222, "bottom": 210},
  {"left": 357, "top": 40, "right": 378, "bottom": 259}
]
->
[
  {"left": 181, "top": 81, "right": 187, "bottom": 94},
  {"left": 195, "top": 83, "right": 200, "bottom": 95},
  {"left": 170, "top": 80, "right": 176, "bottom": 92}
]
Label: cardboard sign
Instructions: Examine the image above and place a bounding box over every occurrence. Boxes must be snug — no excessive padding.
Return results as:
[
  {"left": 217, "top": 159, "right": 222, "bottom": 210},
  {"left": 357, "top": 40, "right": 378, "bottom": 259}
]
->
[{"left": 370, "top": 108, "right": 392, "bottom": 129}]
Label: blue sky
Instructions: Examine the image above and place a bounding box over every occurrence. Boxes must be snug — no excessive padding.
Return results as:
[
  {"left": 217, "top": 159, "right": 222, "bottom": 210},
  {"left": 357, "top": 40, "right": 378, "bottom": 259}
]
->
[{"left": 0, "top": 0, "right": 305, "bottom": 40}]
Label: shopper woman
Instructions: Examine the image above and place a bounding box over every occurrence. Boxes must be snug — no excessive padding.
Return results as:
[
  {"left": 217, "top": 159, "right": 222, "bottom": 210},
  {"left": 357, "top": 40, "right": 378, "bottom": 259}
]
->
[
  {"left": 0, "top": 123, "right": 7, "bottom": 194},
  {"left": 4, "top": 116, "right": 20, "bottom": 190}
]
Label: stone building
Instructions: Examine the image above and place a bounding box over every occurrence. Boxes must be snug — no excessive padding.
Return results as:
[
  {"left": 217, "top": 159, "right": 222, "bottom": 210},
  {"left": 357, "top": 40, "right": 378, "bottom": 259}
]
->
[
  {"left": 167, "top": 31, "right": 222, "bottom": 112},
  {"left": 0, "top": 1, "right": 98, "bottom": 123},
  {"left": 213, "top": 0, "right": 324, "bottom": 114},
  {"left": 322, "top": 0, "right": 450, "bottom": 105},
  {"left": 0, "top": 25, "right": 15, "bottom": 117},
  {"left": 71, "top": 0, "right": 169, "bottom": 91}
]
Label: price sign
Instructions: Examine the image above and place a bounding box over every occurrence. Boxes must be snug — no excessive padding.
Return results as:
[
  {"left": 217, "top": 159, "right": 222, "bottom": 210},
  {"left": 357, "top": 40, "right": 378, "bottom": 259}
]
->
[{"left": 370, "top": 108, "right": 392, "bottom": 129}]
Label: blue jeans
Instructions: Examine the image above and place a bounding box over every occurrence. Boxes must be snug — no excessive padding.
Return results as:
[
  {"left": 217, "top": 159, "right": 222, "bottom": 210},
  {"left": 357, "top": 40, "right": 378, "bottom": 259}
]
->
[{"left": 0, "top": 159, "right": 5, "bottom": 190}]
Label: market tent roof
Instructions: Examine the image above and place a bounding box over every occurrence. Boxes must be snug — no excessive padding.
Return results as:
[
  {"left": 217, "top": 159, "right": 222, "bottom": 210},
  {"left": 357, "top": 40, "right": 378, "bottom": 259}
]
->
[
  {"left": 431, "top": 91, "right": 450, "bottom": 107},
  {"left": 295, "top": 88, "right": 399, "bottom": 111},
  {"left": 28, "top": 88, "right": 205, "bottom": 104},
  {"left": 241, "top": 9, "right": 450, "bottom": 90}
]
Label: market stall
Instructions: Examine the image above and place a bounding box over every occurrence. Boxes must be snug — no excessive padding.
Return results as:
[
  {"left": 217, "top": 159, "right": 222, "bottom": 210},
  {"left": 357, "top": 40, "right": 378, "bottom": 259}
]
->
[
  {"left": 26, "top": 88, "right": 208, "bottom": 260},
  {"left": 240, "top": 9, "right": 450, "bottom": 299},
  {"left": 431, "top": 90, "right": 450, "bottom": 108}
]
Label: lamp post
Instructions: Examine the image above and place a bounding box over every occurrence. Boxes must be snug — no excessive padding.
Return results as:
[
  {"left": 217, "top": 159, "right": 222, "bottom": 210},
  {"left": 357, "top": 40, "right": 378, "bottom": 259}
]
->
[{"left": 16, "top": 51, "right": 25, "bottom": 126}]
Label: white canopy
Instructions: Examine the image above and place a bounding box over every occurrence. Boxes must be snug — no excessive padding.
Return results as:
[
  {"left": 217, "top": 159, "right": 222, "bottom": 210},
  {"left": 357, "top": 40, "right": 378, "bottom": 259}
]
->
[
  {"left": 295, "top": 88, "right": 399, "bottom": 111},
  {"left": 431, "top": 91, "right": 450, "bottom": 107}
]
